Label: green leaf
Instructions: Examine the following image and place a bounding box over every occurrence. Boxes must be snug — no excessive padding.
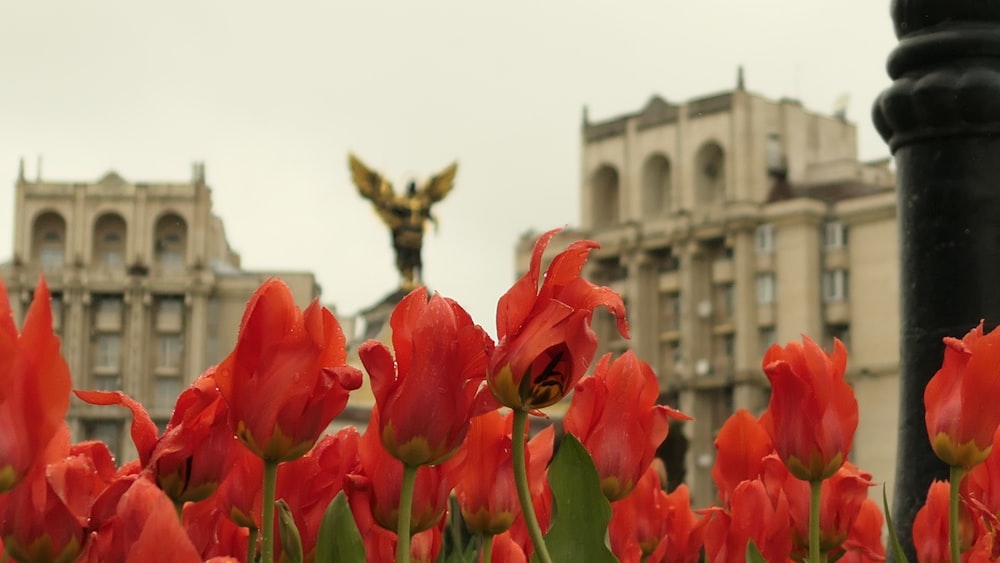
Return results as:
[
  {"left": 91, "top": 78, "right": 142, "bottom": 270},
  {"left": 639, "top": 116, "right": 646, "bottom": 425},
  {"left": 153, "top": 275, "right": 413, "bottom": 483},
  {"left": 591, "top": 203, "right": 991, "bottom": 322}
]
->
[
  {"left": 883, "top": 486, "right": 910, "bottom": 563},
  {"left": 745, "top": 540, "right": 768, "bottom": 563},
  {"left": 315, "top": 492, "right": 366, "bottom": 563},
  {"left": 535, "top": 434, "right": 619, "bottom": 563}
]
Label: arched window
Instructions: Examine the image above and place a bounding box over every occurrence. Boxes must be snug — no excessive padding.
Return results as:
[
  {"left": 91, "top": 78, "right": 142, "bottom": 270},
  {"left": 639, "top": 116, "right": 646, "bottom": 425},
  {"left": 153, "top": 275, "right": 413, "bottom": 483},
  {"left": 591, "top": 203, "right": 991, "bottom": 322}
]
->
[
  {"left": 31, "top": 211, "right": 67, "bottom": 271},
  {"left": 694, "top": 142, "right": 726, "bottom": 205},
  {"left": 154, "top": 213, "right": 187, "bottom": 272},
  {"left": 642, "top": 154, "right": 672, "bottom": 218},
  {"left": 591, "top": 165, "right": 620, "bottom": 227},
  {"left": 93, "top": 213, "right": 127, "bottom": 269}
]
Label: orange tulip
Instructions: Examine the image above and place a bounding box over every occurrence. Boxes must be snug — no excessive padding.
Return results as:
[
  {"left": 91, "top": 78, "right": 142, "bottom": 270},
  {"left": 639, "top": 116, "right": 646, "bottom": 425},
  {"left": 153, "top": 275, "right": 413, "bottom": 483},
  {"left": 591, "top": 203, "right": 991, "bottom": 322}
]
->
[
  {"left": 964, "top": 425, "right": 1000, "bottom": 515},
  {"left": 761, "top": 336, "right": 857, "bottom": 481},
  {"left": 838, "top": 498, "right": 887, "bottom": 563},
  {"left": 488, "top": 228, "right": 628, "bottom": 411},
  {"left": 0, "top": 277, "right": 72, "bottom": 492},
  {"left": 924, "top": 321, "right": 1000, "bottom": 470},
  {"left": 213, "top": 278, "right": 362, "bottom": 462},
  {"left": 358, "top": 288, "right": 493, "bottom": 467},
  {"left": 565, "top": 351, "right": 689, "bottom": 501}
]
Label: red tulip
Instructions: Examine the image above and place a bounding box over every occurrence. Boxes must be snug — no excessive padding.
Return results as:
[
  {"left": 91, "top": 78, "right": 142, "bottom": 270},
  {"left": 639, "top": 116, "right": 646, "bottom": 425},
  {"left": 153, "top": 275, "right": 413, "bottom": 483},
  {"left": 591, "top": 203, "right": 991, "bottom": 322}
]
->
[
  {"left": 215, "top": 445, "right": 263, "bottom": 530},
  {"left": 358, "top": 288, "right": 493, "bottom": 467},
  {"left": 1, "top": 441, "right": 117, "bottom": 563},
  {"left": 838, "top": 498, "right": 887, "bottom": 563},
  {"left": 489, "top": 228, "right": 629, "bottom": 411},
  {"left": 711, "top": 409, "right": 773, "bottom": 504},
  {"left": 0, "top": 277, "right": 72, "bottom": 492},
  {"left": 610, "top": 465, "right": 703, "bottom": 563},
  {"left": 925, "top": 321, "right": 1000, "bottom": 470},
  {"left": 565, "top": 351, "right": 689, "bottom": 501},
  {"left": 760, "top": 456, "right": 874, "bottom": 558},
  {"left": 274, "top": 426, "right": 360, "bottom": 559},
  {"left": 347, "top": 409, "right": 459, "bottom": 536},
  {"left": 213, "top": 278, "right": 363, "bottom": 462},
  {"left": 453, "top": 410, "right": 520, "bottom": 535},
  {"left": 913, "top": 480, "right": 975, "bottom": 563},
  {"left": 964, "top": 426, "right": 1000, "bottom": 515},
  {"left": 87, "top": 477, "right": 238, "bottom": 563},
  {"left": 761, "top": 336, "right": 857, "bottom": 481},
  {"left": 183, "top": 500, "right": 250, "bottom": 562},
  {"left": 489, "top": 531, "right": 528, "bottom": 563},
  {"left": 703, "top": 479, "right": 793, "bottom": 563},
  {"left": 77, "top": 368, "right": 239, "bottom": 505}
]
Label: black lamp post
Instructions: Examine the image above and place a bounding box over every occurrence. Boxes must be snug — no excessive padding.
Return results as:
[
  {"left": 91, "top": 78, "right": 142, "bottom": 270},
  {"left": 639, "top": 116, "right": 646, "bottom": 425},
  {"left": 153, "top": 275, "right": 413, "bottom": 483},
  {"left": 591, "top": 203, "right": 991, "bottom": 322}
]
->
[{"left": 873, "top": 1, "right": 1000, "bottom": 559}]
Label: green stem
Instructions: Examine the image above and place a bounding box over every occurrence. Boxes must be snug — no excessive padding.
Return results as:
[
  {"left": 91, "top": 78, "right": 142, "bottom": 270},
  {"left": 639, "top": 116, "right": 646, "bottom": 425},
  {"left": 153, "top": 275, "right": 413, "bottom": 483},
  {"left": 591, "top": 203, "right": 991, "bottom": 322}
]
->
[
  {"left": 397, "top": 464, "right": 419, "bottom": 563},
  {"left": 481, "top": 534, "right": 494, "bottom": 563},
  {"left": 808, "top": 479, "right": 822, "bottom": 563},
  {"left": 246, "top": 527, "right": 259, "bottom": 563},
  {"left": 950, "top": 465, "right": 965, "bottom": 563},
  {"left": 512, "top": 409, "right": 553, "bottom": 563},
  {"left": 261, "top": 460, "right": 279, "bottom": 563}
]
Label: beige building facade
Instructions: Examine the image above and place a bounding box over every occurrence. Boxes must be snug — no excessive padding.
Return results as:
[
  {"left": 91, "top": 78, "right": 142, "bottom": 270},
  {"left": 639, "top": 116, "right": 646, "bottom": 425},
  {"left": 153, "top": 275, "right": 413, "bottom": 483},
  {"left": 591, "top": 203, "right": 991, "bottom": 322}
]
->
[
  {"left": 517, "top": 85, "right": 900, "bottom": 506},
  {"left": 0, "top": 163, "right": 318, "bottom": 460}
]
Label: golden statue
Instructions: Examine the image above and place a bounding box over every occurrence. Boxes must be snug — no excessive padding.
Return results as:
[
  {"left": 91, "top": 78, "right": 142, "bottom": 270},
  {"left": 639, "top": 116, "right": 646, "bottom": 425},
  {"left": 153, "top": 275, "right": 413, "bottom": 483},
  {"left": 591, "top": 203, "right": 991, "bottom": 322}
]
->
[{"left": 348, "top": 153, "right": 458, "bottom": 289}]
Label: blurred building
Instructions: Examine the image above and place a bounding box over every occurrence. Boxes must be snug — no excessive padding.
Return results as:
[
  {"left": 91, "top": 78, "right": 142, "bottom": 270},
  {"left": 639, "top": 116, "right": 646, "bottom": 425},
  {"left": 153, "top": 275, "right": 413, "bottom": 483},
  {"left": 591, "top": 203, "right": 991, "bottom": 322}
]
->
[
  {"left": 0, "top": 163, "right": 319, "bottom": 460},
  {"left": 515, "top": 82, "right": 898, "bottom": 505}
]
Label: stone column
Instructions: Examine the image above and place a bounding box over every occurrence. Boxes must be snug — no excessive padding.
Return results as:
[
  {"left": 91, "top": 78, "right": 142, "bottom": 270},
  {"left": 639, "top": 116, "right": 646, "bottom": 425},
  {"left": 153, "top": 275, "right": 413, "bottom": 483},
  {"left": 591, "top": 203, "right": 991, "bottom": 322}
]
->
[
  {"left": 730, "top": 224, "right": 768, "bottom": 413},
  {"left": 873, "top": 3, "right": 1000, "bottom": 558}
]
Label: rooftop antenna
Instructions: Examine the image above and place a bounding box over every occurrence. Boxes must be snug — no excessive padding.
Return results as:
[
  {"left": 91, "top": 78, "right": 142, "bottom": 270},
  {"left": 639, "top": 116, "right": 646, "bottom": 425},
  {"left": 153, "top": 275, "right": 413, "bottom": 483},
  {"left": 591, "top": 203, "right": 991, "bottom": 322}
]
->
[
  {"left": 36, "top": 155, "right": 42, "bottom": 182},
  {"left": 737, "top": 65, "right": 745, "bottom": 91},
  {"left": 18, "top": 157, "right": 24, "bottom": 182}
]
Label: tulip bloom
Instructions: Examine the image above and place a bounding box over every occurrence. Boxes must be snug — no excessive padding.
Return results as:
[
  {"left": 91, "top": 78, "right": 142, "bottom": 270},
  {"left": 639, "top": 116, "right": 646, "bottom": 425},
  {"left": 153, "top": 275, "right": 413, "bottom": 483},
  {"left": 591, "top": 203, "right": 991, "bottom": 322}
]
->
[
  {"left": 0, "top": 277, "right": 72, "bottom": 492},
  {"left": 454, "top": 410, "right": 554, "bottom": 537},
  {"left": 565, "top": 351, "right": 689, "bottom": 501},
  {"left": 488, "top": 228, "right": 629, "bottom": 411},
  {"left": 761, "top": 336, "right": 857, "bottom": 481},
  {"left": 711, "top": 409, "right": 773, "bottom": 503},
  {"left": 839, "top": 498, "right": 887, "bottom": 563},
  {"left": 964, "top": 426, "right": 1000, "bottom": 515},
  {"left": 358, "top": 288, "right": 493, "bottom": 467},
  {"left": 348, "top": 409, "right": 460, "bottom": 535},
  {"left": 913, "top": 480, "right": 976, "bottom": 563},
  {"left": 1, "top": 441, "right": 117, "bottom": 563},
  {"left": 703, "top": 479, "right": 793, "bottom": 563},
  {"left": 77, "top": 368, "right": 238, "bottom": 505},
  {"left": 610, "top": 465, "right": 703, "bottom": 563},
  {"left": 924, "top": 321, "right": 1000, "bottom": 470},
  {"left": 213, "top": 278, "right": 363, "bottom": 462}
]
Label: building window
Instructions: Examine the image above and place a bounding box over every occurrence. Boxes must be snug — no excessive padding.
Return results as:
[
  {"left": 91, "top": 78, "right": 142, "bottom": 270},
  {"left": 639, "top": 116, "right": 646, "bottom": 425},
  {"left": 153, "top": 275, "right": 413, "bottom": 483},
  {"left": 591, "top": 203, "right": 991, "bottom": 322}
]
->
[
  {"left": 824, "top": 221, "right": 848, "bottom": 250},
  {"left": 94, "top": 295, "right": 124, "bottom": 332},
  {"left": 759, "top": 326, "right": 777, "bottom": 357},
  {"left": 660, "top": 292, "right": 681, "bottom": 332},
  {"left": 32, "top": 212, "right": 67, "bottom": 271},
  {"left": 642, "top": 154, "right": 672, "bottom": 218},
  {"left": 155, "top": 214, "right": 188, "bottom": 272},
  {"left": 94, "top": 334, "right": 122, "bottom": 372},
  {"left": 755, "top": 224, "right": 775, "bottom": 254},
  {"left": 93, "top": 213, "right": 126, "bottom": 269},
  {"left": 153, "top": 376, "right": 182, "bottom": 411},
  {"left": 157, "top": 334, "right": 184, "bottom": 371},
  {"left": 694, "top": 142, "right": 726, "bottom": 205},
  {"left": 822, "top": 269, "right": 850, "bottom": 302},
  {"left": 591, "top": 165, "right": 621, "bottom": 227},
  {"left": 155, "top": 296, "right": 184, "bottom": 332},
  {"left": 714, "top": 284, "right": 735, "bottom": 322},
  {"left": 83, "top": 420, "right": 122, "bottom": 460},
  {"left": 826, "top": 324, "right": 851, "bottom": 351},
  {"left": 756, "top": 273, "right": 776, "bottom": 304},
  {"left": 50, "top": 293, "right": 63, "bottom": 332}
]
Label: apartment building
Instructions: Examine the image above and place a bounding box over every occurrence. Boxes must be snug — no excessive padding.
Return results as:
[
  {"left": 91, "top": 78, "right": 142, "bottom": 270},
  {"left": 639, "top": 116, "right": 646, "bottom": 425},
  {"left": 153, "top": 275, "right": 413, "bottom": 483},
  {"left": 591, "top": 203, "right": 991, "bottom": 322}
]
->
[
  {"left": 0, "top": 163, "right": 318, "bottom": 460},
  {"left": 516, "top": 84, "right": 898, "bottom": 505}
]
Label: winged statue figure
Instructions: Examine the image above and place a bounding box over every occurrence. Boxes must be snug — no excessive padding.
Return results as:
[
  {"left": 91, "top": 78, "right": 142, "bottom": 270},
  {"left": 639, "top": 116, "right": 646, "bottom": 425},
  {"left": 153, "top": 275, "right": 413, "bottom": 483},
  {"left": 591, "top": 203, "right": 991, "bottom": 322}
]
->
[{"left": 348, "top": 153, "right": 458, "bottom": 289}]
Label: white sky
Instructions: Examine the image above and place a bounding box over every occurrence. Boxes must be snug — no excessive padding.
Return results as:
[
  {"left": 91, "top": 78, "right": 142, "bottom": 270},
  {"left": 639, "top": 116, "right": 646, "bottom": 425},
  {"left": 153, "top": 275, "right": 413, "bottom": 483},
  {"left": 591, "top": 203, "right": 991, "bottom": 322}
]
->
[{"left": 0, "top": 1, "right": 897, "bottom": 335}]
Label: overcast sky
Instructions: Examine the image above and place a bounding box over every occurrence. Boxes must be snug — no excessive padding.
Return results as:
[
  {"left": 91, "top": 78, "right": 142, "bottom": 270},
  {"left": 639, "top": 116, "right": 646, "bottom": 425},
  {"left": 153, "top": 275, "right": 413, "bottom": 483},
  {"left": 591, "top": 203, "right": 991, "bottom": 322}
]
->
[{"left": 0, "top": 1, "right": 897, "bottom": 336}]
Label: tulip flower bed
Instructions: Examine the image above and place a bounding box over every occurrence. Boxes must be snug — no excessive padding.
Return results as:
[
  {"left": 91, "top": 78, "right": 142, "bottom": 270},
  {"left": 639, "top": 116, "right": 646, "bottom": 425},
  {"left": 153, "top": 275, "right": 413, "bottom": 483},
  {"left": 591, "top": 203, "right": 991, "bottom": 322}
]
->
[{"left": 1, "top": 227, "right": 999, "bottom": 563}]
